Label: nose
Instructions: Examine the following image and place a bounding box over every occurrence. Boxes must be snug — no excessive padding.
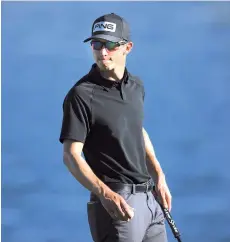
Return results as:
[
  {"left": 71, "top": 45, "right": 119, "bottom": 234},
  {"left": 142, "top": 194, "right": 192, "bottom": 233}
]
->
[{"left": 100, "top": 46, "right": 108, "bottom": 55}]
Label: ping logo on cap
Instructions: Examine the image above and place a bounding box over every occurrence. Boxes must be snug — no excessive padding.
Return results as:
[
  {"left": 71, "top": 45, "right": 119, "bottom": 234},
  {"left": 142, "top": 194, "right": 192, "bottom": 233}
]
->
[{"left": 93, "top": 21, "right": 116, "bottom": 33}]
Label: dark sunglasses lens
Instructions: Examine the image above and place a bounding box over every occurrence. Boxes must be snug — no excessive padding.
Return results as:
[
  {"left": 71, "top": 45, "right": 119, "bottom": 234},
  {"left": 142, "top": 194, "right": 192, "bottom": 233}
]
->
[
  {"left": 105, "top": 42, "right": 117, "bottom": 50},
  {"left": 91, "top": 41, "right": 103, "bottom": 50},
  {"left": 91, "top": 41, "right": 118, "bottom": 51}
]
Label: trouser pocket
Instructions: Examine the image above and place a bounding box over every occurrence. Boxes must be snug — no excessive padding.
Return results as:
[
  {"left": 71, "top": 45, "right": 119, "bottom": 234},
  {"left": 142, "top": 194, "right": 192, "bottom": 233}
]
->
[{"left": 87, "top": 200, "right": 112, "bottom": 242}]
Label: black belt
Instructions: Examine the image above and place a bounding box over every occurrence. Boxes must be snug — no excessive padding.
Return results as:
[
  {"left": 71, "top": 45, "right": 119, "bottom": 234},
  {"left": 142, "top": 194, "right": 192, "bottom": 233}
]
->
[{"left": 106, "top": 179, "right": 154, "bottom": 194}]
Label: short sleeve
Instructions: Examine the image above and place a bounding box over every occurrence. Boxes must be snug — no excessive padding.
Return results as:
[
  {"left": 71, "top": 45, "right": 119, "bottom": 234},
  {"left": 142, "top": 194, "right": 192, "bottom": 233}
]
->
[{"left": 59, "top": 93, "right": 91, "bottom": 144}]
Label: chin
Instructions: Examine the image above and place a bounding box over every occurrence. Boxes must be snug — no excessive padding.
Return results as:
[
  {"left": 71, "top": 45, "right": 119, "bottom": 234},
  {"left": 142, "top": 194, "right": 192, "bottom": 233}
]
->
[{"left": 98, "top": 63, "right": 114, "bottom": 71}]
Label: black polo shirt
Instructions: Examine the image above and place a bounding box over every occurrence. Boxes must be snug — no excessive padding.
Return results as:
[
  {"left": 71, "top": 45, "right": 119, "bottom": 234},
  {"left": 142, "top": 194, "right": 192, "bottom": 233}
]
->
[{"left": 59, "top": 64, "right": 150, "bottom": 184}]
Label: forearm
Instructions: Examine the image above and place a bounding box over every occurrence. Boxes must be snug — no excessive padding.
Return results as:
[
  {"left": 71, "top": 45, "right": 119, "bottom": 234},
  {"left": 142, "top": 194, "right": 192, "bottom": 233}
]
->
[
  {"left": 143, "top": 128, "right": 172, "bottom": 210},
  {"left": 146, "top": 158, "right": 165, "bottom": 183},
  {"left": 142, "top": 128, "right": 165, "bottom": 182},
  {"left": 63, "top": 151, "right": 111, "bottom": 197}
]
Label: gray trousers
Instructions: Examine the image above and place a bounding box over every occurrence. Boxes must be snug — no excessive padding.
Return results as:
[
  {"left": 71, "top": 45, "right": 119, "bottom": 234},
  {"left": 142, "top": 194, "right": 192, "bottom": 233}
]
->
[{"left": 87, "top": 187, "right": 168, "bottom": 242}]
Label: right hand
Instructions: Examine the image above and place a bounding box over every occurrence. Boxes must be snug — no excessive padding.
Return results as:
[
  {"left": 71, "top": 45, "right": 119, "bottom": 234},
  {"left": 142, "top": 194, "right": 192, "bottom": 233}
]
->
[{"left": 99, "top": 190, "right": 135, "bottom": 221}]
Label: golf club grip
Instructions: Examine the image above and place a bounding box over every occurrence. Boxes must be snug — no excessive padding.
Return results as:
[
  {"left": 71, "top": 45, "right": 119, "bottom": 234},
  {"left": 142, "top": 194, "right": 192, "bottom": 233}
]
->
[
  {"left": 152, "top": 186, "right": 182, "bottom": 241},
  {"left": 160, "top": 204, "right": 181, "bottom": 240}
]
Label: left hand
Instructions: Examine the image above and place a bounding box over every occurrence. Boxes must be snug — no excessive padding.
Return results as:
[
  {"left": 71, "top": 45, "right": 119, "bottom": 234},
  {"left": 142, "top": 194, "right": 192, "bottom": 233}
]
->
[{"left": 153, "top": 175, "right": 172, "bottom": 211}]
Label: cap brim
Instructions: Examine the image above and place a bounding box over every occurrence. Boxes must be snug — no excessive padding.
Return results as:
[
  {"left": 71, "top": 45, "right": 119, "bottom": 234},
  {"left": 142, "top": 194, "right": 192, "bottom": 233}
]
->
[{"left": 83, "top": 34, "right": 122, "bottom": 43}]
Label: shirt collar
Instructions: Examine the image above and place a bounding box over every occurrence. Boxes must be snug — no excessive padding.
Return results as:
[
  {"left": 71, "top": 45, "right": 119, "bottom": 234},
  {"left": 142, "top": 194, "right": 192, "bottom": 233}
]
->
[{"left": 88, "top": 63, "right": 129, "bottom": 90}]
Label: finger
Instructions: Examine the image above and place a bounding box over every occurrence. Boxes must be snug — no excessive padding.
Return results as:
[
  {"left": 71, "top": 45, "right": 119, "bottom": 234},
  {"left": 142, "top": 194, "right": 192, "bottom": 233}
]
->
[
  {"left": 120, "top": 200, "right": 134, "bottom": 220},
  {"left": 156, "top": 191, "right": 163, "bottom": 204},
  {"left": 163, "top": 199, "right": 168, "bottom": 210},
  {"left": 166, "top": 194, "right": 172, "bottom": 212},
  {"left": 114, "top": 205, "right": 127, "bottom": 220},
  {"left": 159, "top": 193, "right": 168, "bottom": 210}
]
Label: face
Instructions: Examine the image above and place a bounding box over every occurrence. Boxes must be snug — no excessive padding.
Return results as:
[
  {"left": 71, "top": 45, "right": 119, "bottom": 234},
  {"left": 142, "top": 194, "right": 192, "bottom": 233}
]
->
[{"left": 91, "top": 39, "right": 133, "bottom": 71}]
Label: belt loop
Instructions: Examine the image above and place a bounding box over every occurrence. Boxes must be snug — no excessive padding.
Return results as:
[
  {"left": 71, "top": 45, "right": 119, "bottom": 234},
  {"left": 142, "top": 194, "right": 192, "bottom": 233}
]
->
[
  {"left": 132, "top": 184, "right": 136, "bottom": 195},
  {"left": 145, "top": 183, "right": 149, "bottom": 193}
]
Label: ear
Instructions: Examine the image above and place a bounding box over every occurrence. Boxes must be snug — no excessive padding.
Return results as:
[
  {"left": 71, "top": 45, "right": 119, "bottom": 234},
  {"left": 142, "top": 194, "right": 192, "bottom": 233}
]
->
[{"left": 124, "top": 41, "right": 133, "bottom": 55}]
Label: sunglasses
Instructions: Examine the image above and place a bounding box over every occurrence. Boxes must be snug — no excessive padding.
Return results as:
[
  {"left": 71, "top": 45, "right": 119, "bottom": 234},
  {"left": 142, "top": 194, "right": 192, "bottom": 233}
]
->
[{"left": 90, "top": 40, "right": 127, "bottom": 51}]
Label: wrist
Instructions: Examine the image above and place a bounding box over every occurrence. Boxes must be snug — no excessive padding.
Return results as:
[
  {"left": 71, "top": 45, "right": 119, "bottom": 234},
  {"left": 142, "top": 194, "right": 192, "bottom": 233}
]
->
[{"left": 93, "top": 181, "right": 112, "bottom": 199}]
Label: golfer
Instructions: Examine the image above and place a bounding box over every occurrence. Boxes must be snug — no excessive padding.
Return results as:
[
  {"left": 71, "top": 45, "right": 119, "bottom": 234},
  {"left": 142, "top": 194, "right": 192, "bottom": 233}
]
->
[{"left": 59, "top": 13, "right": 172, "bottom": 242}]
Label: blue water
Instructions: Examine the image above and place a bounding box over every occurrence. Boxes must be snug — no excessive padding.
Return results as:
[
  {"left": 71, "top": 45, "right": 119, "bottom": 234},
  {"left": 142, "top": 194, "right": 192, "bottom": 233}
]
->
[{"left": 2, "top": 2, "right": 230, "bottom": 242}]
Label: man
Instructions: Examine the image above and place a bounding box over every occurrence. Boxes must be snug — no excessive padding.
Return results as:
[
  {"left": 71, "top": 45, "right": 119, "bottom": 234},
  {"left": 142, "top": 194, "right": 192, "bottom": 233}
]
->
[{"left": 59, "top": 13, "right": 172, "bottom": 242}]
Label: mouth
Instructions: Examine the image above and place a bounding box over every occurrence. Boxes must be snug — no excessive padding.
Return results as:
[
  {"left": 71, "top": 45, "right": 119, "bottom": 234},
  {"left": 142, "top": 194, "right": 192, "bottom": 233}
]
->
[
  {"left": 99, "top": 59, "right": 111, "bottom": 65},
  {"left": 99, "top": 58, "right": 111, "bottom": 61}
]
